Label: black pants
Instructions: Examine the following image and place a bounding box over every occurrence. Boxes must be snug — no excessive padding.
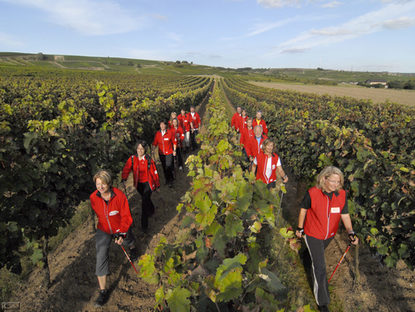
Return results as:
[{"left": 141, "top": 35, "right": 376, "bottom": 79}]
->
[
  {"left": 174, "top": 147, "right": 184, "bottom": 168},
  {"left": 159, "top": 153, "right": 174, "bottom": 184},
  {"left": 190, "top": 129, "right": 199, "bottom": 150},
  {"left": 304, "top": 235, "right": 334, "bottom": 306},
  {"left": 137, "top": 182, "right": 155, "bottom": 230}
]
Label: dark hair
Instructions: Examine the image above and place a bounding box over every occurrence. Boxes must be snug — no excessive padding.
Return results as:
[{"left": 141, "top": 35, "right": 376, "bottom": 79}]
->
[{"left": 135, "top": 140, "right": 147, "bottom": 150}]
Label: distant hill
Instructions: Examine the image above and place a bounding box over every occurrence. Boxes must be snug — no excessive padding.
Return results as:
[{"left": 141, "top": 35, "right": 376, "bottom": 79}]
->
[{"left": 1, "top": 52, "right": 414, "bottom": 86}]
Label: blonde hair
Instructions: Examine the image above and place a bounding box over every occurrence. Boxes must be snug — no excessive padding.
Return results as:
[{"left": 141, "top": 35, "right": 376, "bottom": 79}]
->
[
  {"left": 316, "top": 166, "right": 344, "bottom": 191},
  {"left": 261, "top": 138, "right": 274, "bottom": 153},
  {"left": 93, "top": 169, "right": 112, "bottom": 186}
]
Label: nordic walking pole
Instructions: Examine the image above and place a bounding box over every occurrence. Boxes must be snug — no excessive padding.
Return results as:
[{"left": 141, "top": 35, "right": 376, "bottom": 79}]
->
[
  {"left": 328, "top": 243, "right": 351, "bottom": 283},
  {"left": 120, "top": 245, "right": 139, "bottom": 274}
]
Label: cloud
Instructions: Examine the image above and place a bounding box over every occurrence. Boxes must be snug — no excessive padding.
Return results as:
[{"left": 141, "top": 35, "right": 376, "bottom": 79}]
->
[
  {"left": 257, "top": 0, "right": 303, "bottom": 8},
  {"left": 247, "top": 17, "right": 298, "bottom": 36},
  {"left": 321, "top": 1, "right": 342, "bottom": 8},
  {"left": 0, "top": 32, "right": 23, "bottom": 47},
  {"left": 381, "top": 16, "right": 415, "bottom": 29},
  {"left": 275, "top": 1, "right": 415, "bottom": 53},
  {"left": 2, "top": 0, "right": 145, "bottom": 36}
]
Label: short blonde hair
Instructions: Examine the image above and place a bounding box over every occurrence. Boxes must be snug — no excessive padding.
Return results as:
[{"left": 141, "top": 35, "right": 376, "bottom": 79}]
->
[
  {"left": 316, "top": 166, "right": 344, "bottom": 191},
  {"left": 261, "top": 138, "right": 274, "bottom": 153},
  {"left": 93, "top": 169, "right": 112, "bottom": 186}
]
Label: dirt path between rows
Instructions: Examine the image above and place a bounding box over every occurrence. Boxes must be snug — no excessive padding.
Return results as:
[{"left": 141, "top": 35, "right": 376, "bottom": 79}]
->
[
  {"left": 11, "top": 82, "right": 213, "bottom": 312},
  {"left": 222, "top": 83, "right": 415, "bottom": 311}
]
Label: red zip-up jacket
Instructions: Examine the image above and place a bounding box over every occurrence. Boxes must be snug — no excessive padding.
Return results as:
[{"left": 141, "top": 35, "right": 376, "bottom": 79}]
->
[
  {"left": 304, "top": 187, "right": 346, "bottom": 240},
  {"left": 171, "top": 126, "right": 185, "bottom": 148},
  {"left": 90, "top": 187, "right": 132, "bottom": 235},
  {"left": 231, "top": 112, "right": 242, "bottom": 131},
  {"left": 239, "top": 116, "right": 248, "bottom": 131},
  {"left": 178, "top": 113, "right": 191, "bottom": 132},
  {"left": 152, "top": 129, "right": 176, "bottom": 155},
  {"left": 121, "top": 155, "right": 160, "bottom": 190},
  {"left": 246, "top": 135, "right": 268, "bottom": 158},
  {"left": 240, "top": 127, "right": 254, "bottom": 147},
  {"left": 255, "top": 151, "right": 280, "bottom": 184},
  {"left": 190, "top": 112, "right": 201, "bottom": 130},
  {"left": 253, "top": 118, "right": 268, "bottom": 135}
]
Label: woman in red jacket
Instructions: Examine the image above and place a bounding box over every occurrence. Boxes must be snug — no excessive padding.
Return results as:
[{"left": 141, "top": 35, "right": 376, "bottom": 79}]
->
[
  {"left": 122, "top": 140, "right": 160, "bottom": 231},
  {"left": 295, "top": 166, "right": 358, "bottom": 312},
  {"left": 178, "top": 109, "right": 191, "bottom": 153},
  {"left": 171, "top": 118, "right": 185, "bottom": 170},
  {"left": 152, "top": 121, "right": 177, "bottom": 187},
  {"left": 251, "top": 138, "right": 288, "bottom": 188},
  {"left": 90, "top": 169, "right": 134, "bottom": 307},
  {"left": 189, "top": 106, "right": 201, "bottom": 151}
]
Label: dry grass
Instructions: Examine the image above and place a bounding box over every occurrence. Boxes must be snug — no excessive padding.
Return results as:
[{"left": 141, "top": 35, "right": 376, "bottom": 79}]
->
[{"left": 250, "top": 81, "right": 415, "bottom": 106}]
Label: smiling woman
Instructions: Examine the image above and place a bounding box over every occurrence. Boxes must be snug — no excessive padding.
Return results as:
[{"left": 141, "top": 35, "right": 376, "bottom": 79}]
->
[{"left": 295, "top": 166, "right": 358, "bottom": 312}]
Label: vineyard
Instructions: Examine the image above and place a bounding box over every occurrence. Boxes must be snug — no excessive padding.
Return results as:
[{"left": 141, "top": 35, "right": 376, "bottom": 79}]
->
[{"left": 1, "top": 65, "right": 415, "bottom": 311}]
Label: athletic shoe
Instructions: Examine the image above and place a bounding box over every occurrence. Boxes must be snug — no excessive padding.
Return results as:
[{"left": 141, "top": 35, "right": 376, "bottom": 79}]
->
[
  {"left": 94, "top": 289, "right": 109, "bottom": 307},
  {"left": 179, "top": 166, "right": 183, "bottom": 170},
  {"left": 319, "top": 305, "right": 329, "bottom": 312}
]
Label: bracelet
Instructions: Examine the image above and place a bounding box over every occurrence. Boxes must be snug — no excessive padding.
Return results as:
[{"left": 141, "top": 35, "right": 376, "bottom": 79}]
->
[{"left": 283, "top": 175, "right": 288, "bottom": 179}]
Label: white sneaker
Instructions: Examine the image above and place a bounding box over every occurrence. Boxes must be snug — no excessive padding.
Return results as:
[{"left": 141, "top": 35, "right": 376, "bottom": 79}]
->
[{"left": 179, "top": 166, "right": 183, "bottom": 170}]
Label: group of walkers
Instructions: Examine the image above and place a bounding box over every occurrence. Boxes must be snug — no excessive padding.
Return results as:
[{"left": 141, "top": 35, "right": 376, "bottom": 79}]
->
[
  {"left": 89, "top": 106, "right": 201, "bottom": 307},
  {"left": 88, "top": 101, "right": 358, "bottom": 311},
  {"left": 232, "top": 107, "right": 359, "bottom": 312}
]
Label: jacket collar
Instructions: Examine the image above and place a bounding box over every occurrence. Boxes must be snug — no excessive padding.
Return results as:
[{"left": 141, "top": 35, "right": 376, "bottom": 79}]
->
[{"left": 97, "top": 188, "right": 116, "bottom": 200}]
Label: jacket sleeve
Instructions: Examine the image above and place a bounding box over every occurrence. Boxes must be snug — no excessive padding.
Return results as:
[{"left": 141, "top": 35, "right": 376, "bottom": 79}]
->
[
  {"left": 152, "top": 132, "right": 159, "bottom": 147},
  {"left": 118, "top": 191, "right": 133, "bottom": 234},
  {"left": 121, "top": 157, "right": 132, "bottom": 181},
  {"left": 151, "top": 160, "right": 160, "bottom": 188},
  {"left": 262, "top": 120, "right": 268, "bottom": 134},
  {"left": 245, "top": 138, "right": 253, "bottom": 157}
]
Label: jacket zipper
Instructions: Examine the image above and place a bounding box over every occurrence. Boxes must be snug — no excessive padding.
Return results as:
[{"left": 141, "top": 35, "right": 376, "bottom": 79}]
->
[
  {"left": 103, "top": 198, "right": 114, "bottom": 234},
  {"left": 324, "top": 195, "right": 330, "bottom": 240}
]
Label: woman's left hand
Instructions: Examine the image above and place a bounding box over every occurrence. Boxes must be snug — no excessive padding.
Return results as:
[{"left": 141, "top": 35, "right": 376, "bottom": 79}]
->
[{"left": 115, "top": 237, "right": 124, "bottom": 245}]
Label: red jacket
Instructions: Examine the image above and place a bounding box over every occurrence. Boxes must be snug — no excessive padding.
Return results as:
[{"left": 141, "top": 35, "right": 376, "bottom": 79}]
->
[
  {"left": 255, "top": 151, "right": 280, "bottom": 184},
  {"left": 171, "top": 126, "right": 185, "bottom": 148},
  {"left": 231, "top": 112, "right": 242, "bottom": 131},
  {"left": 239, "top": 116, "right": 248, "bottom": 131},
  {"left": 246, "top": 135, "right": 268, "bottom": 158},
  {"left": 178, "top": 113, "right": 191, "bottom": 132},
  {"left": 90, "top": 187, "right": 133, "bottom": 235},
  {"left": 240, "top": 127, "right": 254, "bottom": 147},
  {"left": 253, "top": 118, "right": 268, "bottom": 135},
  {"left": 304, "top": 187, "right": 346, "bottom": 240},
  {"left": 121, "top": 155, "right": 160, "bottom": 190},
  {"left": 152, "top": 129, "right": 176, "bottom": 155},
  {"left": 189, "top": 112, "right": 201, "bottom": 130}
]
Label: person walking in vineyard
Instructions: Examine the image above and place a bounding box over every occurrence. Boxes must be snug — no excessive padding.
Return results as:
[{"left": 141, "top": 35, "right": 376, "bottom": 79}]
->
[
  {"left": 240, "top": 117, "right": 254, "bottom": 160},
  {"left": 231, "top": 106, "right": 242, "bottom": 132},
  {"left": 239, "top": 108, "right": 248, "bottom": 132},
  {"left": 251, "top": 138, "right": 288, "bottom": 188},
  {"left": 152, "top": 121, "right": 177, "bottom": 187},
  {"left": 168, "top": 112, "right": 177, "bottom": 128},
  {"left": 178, "top": 109, "right": 191, "bottom": 153},
  {"left": 295, "top": 166, "right": 359, "bottom": 312},
  {"left": 254, "top": 111, "right": 268, "bottom": 135},
  {"left": 171, "top": 118, "right": 185, "bottom": 170},
  {"left": 121, "top": 141, "right": 160, "bottom": 231},
  {"left": 90, "top": 170, "right": 134, "bottom": 307},
  {"left": 246, "top": 125, "right": 268, "bottom": 162},
  {"left": 189, "top": 105, "right": 201, "bottom": 151}
]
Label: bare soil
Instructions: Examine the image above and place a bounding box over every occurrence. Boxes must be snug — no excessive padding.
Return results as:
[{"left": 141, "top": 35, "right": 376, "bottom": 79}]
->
[
  {"left": 10, "top": 81, "right": 415, "bottom": 312},
  {"left": 249, "top": 81, "right": 415, "bottom": 107}
]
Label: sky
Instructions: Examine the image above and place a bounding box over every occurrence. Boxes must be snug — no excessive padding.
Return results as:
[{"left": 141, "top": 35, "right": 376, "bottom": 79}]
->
[{"left": 0, "top": 0, "right": 415, "bottom": 72}]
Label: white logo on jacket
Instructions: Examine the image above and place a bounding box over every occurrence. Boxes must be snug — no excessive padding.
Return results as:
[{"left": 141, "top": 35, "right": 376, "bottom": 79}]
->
[
  {"left": 331, "top": 207, "right": 340, "bottom": 213},
  {"left": 109, "top": 210, "right": 119, "bottom": 216}
]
